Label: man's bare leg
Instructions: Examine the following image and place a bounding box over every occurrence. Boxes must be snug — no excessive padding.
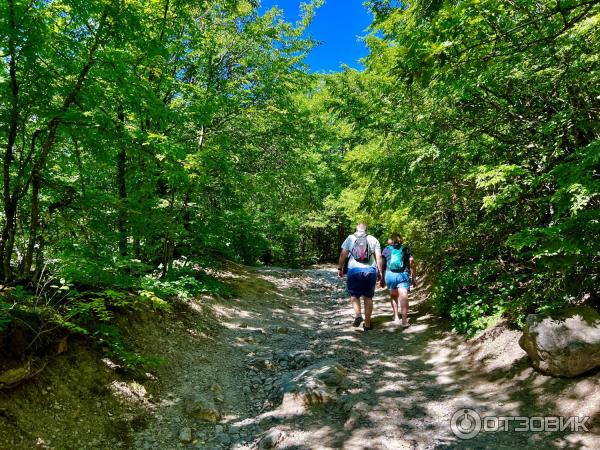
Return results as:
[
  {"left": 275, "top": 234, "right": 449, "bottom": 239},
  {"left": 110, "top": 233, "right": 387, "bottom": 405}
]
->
[
  {"left": 398, "top": 288, "right": 409, "bottom": 325},
  {"left": 390, "top": 288, "right": 400, "bottom": 321},
  {"left": 351, "top": 295, "right": 361, "bottom": 317},
  {"left": 351, "top": 295, "right": 364, "bottom": 327},
  {"left": 364, "top": 297, "right": 373, "bottom": 328}
]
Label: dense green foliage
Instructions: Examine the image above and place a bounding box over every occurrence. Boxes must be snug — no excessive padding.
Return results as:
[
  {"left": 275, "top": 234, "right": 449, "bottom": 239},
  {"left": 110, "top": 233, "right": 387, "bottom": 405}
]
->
[
  {"left": 0, "top": 0, "right": 344, "bottom": 281},
  {"left": 0, "top": 0, "right": 345, "bottom": 361},
  {"left": 328, "top": 0, "right": 600, "bottom": 335},
  {"left": 1, "top": 0, "right": 599, "bottom": 350}
]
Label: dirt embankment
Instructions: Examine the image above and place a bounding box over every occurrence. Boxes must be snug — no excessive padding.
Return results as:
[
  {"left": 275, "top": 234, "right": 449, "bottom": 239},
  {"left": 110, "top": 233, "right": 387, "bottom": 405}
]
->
[{"left": 0, "top": 264, "right": 599, "bottom": 449}]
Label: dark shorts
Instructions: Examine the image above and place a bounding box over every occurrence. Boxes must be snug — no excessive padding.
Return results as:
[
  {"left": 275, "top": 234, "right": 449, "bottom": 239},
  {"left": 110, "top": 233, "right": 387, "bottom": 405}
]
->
[{"left": 347, "top": 268, "right": 377, "bottom": 298}]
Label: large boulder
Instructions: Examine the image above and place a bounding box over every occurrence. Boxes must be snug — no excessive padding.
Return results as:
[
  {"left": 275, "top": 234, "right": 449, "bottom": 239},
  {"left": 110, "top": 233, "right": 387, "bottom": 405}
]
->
[
  {"left": 258, "top": 428, "right": 285, "bottom": 449},
  {"left": 183, "top": 392, "right": 221, "bottom": 422},
  {"left": 0, "top": 360, "right": 31, "bottom": 389},
  {"left": 519, "top": 306, "right": 600, "bottom": 377},
  {"left": 278, "top": 360, "right": 351, "bottom": 413}
]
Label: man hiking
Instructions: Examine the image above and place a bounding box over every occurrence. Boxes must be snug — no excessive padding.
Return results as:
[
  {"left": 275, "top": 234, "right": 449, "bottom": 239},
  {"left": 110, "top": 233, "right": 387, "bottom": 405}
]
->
[
  {"left": 337, "top": 223, "right": 384, "bottom": 331},
  {"left": 381, "top": 233, "right": 416, "bottom": 327}
]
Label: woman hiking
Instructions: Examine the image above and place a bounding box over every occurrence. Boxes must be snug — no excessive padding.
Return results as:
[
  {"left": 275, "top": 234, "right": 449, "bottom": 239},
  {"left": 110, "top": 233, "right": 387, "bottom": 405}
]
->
[{"left": 380, "top": 233, "right": 417, "bottom": 327}]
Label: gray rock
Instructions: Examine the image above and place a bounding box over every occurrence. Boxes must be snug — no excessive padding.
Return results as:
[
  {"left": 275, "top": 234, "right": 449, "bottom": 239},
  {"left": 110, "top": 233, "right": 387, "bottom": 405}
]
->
[
  {"left": 278, "top": 360, "right": 350, "bottom": 412},
  {"left": 178, "top": 427, "right": 193, "bottom": 443},
  {"left": 291, "top": 349, "right": 314, "bottom": 360},
  {"left": 259, "top": 429, "right": 284, "bottom": 449},
  {"left": 519, "top": 306, "right": 600, "bottom": 377},
  {"left": 253, "top": 359, "right": 274, "bottom": 370},
  {"left": 183, "top": 393, "right": 221, "bottom": 422}
]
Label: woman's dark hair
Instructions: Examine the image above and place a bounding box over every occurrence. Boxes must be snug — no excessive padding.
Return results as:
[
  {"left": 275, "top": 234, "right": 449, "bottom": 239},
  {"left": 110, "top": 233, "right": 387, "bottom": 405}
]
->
[{"left": 389, "top": 232, "right": 402, "bottom": 243}]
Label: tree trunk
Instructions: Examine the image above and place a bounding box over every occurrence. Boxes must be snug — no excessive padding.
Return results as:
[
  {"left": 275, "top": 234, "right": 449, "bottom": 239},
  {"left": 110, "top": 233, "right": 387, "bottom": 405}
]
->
[
  {"left": 160, "top": 189, "right": 175, "bottom": 277},
  {"left": 21, "top": 10, "right": 107, "bottom": 277},
  {"left": 32, "top": 187, "right": 77, "bottom": 283},
  {"left": 1, "top": 0, "right": 20, "bottom": 281},
  {"left": 134, "top": 238, "right": 142, "bottom": 260},
  {"left": 182, "top": 188, "right": 192, "bottom": 233},
  {"left": 117, "top": 108, "right": 128, "bottom": 256},
  {"left": 22, "top": 122, "right": 59, "bottom": 276}
]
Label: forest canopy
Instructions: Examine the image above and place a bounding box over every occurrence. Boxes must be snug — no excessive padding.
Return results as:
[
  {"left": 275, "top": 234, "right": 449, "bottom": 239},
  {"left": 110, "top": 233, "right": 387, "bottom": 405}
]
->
[
  {"left": 0, "top": 0, "right": 344, "bottom": 282},
  {"left": 332, "top": 0, "right": 600, "bottom": 334},
  {"left": 1, "top": 0, "right": 599, "bottom": 346}
]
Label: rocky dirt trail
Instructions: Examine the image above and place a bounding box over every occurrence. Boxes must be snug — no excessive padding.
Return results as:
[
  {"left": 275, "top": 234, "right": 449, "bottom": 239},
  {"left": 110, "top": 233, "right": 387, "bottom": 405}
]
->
[
  {"left": 1, "top": 265, "right": 598, "bottom": 449},
  {"left": 132, "top": 265, "right": 599, "bottom": 450}
]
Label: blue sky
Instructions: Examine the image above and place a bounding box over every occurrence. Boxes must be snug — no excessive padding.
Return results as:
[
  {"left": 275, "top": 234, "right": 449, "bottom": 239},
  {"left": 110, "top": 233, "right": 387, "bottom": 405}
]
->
[{"left": 259, "top": 0, "right": 373, "bottom": 73}]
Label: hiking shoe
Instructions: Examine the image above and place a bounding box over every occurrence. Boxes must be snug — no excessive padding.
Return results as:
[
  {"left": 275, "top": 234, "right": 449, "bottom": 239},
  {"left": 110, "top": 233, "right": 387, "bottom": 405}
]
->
[
  {"left": 352, "top": 316, "right": 364, "bottom": 327},
  {"left": 363, "top": 323, "right": 373, "bottom": 331},
  {"left": 400, "top": 321, "right": 410, "bottom": 328}
]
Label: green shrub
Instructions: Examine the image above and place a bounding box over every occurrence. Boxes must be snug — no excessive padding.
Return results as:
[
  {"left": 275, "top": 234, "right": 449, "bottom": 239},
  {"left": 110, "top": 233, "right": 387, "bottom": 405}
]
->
[
  {"left": 50, "top": 253, "right": 150, "bottom": 289},
  {"left": 49, "top": 287, "right": 169, "bottom": 366},
  {"left": 141, "top": 266, "right": 232, "bottom": 300},
  {"left": 1, "top": 257, "right": 228, "bottom": 366},
  {"left": 431, "top": 254, "right": 587, "bottom": 336},
  {"left": 433, "top": 258, "right": 516, "bottom": 336}
]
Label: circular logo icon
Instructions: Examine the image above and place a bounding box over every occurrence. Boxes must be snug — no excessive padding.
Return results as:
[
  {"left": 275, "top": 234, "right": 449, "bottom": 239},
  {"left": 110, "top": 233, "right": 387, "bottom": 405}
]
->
[{"left": 450, "top": 408, "right": 481, "bottom": 439}]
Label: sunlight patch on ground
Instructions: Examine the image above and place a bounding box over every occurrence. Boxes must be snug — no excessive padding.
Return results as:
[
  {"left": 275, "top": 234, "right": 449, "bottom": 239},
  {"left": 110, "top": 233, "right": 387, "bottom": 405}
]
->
[
  {"left": 187, "top": 299, "right": 204, "bottom": 313},
  {"left": 416, "top": 313, "right": 434, "bottom": 321},
  {"left": 374, "top": 381, "right": 409, "bottom": 394},
  {"left": 344, "top": 427, "right": 416, "bottom": 450},
  {"left": 101, "top": 357, "right": 120, "bottom": 370},
  {"left": 211, "top": 304, "right": 239, "bottom": 319},
  {"left": 435, "top": 373, "right": 455, "bottom": 385},
  {"left": 277, "top": 424, "right": 338, "bottom": 449},
  {"left": 400, "top": 323, "right": 429, "bottom": 333},
  {"left": 109, "top": 380, "right": 149, "bottom": 405},
  {"left": 394, "top": 354, "right": 421, "bottom": 362},
  {"left": 330, "top": 335, "right": 360, "bottom": 344}
]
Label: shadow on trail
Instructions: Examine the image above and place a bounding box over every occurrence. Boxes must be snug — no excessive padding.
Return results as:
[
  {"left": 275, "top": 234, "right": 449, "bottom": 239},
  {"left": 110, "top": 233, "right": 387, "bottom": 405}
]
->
[{"left": 214, "top": 266, "right": 599, "bottom": 449}]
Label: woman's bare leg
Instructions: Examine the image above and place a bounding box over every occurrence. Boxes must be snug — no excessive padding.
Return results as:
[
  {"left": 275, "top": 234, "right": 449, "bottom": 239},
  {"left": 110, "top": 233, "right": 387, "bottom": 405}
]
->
[
  {"left": 398, "top": 288, "right": 409, "bottom": 325},
  {"left": 390, "top": 288, "right": 400, "bottom": 321}
]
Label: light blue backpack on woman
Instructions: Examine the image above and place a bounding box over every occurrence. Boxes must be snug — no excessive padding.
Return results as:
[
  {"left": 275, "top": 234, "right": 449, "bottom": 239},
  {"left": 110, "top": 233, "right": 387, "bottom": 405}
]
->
[{"left": 388, "top": 245, "right": 405, "bottom": 271}]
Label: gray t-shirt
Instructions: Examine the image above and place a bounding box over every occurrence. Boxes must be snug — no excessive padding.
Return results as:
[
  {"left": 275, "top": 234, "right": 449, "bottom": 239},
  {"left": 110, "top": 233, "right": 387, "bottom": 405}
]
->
[{"left": 341, "top": 233, "right": 381, "bottom": 270}]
